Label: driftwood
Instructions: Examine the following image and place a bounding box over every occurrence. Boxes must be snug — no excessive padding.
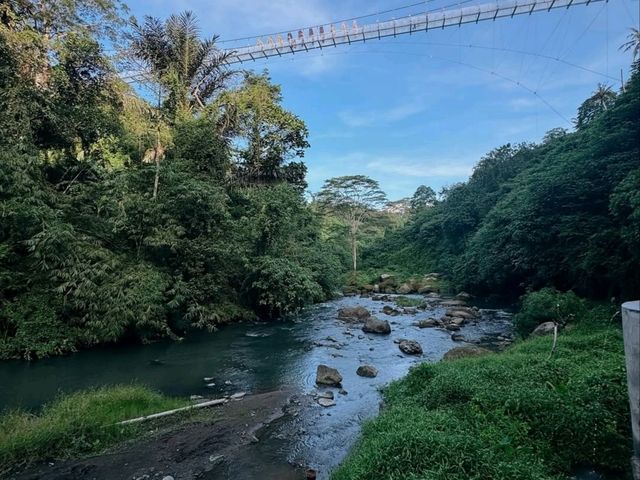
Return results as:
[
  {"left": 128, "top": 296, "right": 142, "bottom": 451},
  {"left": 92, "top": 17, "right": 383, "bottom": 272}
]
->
[{"left": 117, "top": 397, "right": 228, "bottom": 425}]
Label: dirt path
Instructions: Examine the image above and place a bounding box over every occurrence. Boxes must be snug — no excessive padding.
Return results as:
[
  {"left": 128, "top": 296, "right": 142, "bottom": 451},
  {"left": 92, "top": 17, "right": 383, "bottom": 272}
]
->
[{"left": 10, "top": 390, "right": 310, "bottom": 480}]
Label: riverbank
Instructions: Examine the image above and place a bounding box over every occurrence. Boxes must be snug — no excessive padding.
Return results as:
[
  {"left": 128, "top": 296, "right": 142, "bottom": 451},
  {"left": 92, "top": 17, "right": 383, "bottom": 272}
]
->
[
  {"left": 1, "top": 293, "right": 513, "bottom": 479},
  {"left": 331, "top": 312, "right": 631, "bottom": 479},
  {"left": 4, "top": 388, "right": 306, "bottom": 480}
]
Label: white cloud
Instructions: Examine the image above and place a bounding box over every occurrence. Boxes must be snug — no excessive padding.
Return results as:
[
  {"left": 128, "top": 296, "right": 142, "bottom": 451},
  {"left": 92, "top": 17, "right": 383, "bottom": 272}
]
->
[
  {"left": 366, "top": 158, "right": 474, "bottom": 178},
  {"left": 338, "top": 100, "right": 428, "bottom": 128}
]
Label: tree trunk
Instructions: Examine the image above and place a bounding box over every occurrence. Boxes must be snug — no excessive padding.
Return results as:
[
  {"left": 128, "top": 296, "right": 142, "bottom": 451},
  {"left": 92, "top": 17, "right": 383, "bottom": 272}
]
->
[
  {"left": 350, "top": 225, "right": 358, "bottom": 273},
  {"left": 152, "top": 126, "right": 161, "bottom": 199}
]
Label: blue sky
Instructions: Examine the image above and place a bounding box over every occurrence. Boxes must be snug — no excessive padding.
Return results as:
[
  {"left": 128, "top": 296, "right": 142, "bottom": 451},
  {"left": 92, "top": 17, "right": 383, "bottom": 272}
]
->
[{"left": 124, "top": 0, "right": 638, "bottom": 200}]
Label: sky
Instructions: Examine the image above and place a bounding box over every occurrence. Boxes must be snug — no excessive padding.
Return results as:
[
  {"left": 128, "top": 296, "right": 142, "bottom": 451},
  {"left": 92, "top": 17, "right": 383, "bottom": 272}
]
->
[{"left": 124, "top": 0, "right": 639, "bottom": 200}]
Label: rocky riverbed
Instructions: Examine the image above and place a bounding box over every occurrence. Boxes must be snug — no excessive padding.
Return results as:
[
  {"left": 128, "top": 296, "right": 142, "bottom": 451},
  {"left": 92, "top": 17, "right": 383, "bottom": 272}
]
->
[{"left": 4, "top": 293, "right": 513, "bottom": 480}]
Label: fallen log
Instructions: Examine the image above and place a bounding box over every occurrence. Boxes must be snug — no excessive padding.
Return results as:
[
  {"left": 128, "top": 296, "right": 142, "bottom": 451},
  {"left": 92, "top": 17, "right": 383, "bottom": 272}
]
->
[{"left": 117, "top": 397, "right": 229, "bottom": 425}]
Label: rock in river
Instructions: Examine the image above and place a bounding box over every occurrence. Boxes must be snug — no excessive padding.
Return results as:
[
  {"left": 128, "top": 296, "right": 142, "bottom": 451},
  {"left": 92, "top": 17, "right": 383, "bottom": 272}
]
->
[
  {"left": 337, "top": 306, "right": 371, "bottom": 322},
  {"left": 356, "top": 365, "right": 378, "bottom": 378},
  {"left": 317, "top": 397, "right": 336, "bottom": 407},
  {"left": 316, "top": 364, "right": 343, "bottom": 386},
  {"left": 382, "top": 305, "right": 401, "bottom": 316},
  {"left": 415, "top": 318, "right": 439, "bottom": 328},
  {"left": 398, "top": 339, "right": 423, "bottom": 355},
  {"left": 362, "top": 317, "right": 391, "bottom": 334}
]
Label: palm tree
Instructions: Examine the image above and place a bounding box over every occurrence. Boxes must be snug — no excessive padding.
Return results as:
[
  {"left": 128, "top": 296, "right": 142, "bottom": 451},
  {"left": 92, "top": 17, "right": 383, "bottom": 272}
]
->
[
  {"left": 128, "top": 11, "right": 234, "bottom": 199},
  {"left": 619, "top": 27, "right": 640, "bottom": 61},
  {"left": 592, "top": 83, "right": 616, "bottom": 111},
  {"left": 129, "top": 11, "right": 234, "bottom": 114}
]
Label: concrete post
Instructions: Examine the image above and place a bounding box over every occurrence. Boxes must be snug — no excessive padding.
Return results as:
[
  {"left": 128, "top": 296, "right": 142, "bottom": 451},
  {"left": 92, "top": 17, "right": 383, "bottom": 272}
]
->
[{"left": 622, "top": 300, "right": 640, "bottom": 480}]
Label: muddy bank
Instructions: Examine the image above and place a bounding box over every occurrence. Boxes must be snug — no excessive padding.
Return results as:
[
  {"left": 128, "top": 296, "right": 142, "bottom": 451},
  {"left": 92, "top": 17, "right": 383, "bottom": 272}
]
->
[{"left": 10, "top": 390, "right": 309, "bottom": 480}]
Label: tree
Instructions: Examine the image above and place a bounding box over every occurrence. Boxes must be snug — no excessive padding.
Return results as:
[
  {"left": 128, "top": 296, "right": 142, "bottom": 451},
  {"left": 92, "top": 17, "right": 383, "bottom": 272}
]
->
[
  {"left": 317, "top": 175, "right": 387, "bottom": 273},
  {"left": 575, "top": 83, "right": 617, "bottom": 129},
  {"left": 215, "top": 72, "right": 309, "bottom": 190},
  {"left": 128, "top": 11, "right": 234, "bottom": 199},
  {"left": 129, "top": 11, "right": 233, "bottom": 116},
  {"left": 620, "top": 27, "right": 640, "bottom": 61},
  {"left": 410, "top": 185, "right": 436, "bottom": 211}
]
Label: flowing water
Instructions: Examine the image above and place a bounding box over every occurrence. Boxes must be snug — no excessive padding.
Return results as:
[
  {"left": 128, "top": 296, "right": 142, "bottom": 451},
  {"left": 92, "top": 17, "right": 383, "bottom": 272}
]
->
[{"left": 0, "top": 294, "right": 513, "bottom": 479}]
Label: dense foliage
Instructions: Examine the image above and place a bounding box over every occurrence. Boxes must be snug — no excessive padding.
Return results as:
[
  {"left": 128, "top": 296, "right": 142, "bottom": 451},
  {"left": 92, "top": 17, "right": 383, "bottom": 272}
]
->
[
  {"left": 364, "top": 65, "right": 640, "bottom": 301},
  {"left": 332, "top": 305, "right": 630, "bottom": 480},
  {"left": 0, "top": 3, "right": 346, "bottom": 359}
]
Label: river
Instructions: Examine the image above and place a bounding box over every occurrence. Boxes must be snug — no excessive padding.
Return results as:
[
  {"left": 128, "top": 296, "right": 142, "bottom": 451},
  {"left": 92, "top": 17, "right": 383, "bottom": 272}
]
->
[{"left": 0, "top": 294, "right": 513, "bottom": 479}]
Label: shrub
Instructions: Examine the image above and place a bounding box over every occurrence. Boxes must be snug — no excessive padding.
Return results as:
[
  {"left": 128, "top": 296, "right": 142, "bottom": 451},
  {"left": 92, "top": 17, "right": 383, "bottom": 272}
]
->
[
  {"left": 332, "top": 321, "right": 630, "bottom": 480},
  {"left": 246, "top": 256, "right": 323, "bottom": 318},
  {"left": 514, "top": 288, "right": 586, "bottom": 337}
]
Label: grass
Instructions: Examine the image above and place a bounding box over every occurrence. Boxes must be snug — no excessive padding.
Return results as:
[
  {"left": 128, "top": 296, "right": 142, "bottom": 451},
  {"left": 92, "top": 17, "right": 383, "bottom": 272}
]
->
[
  {"left": 331, "top": 313, "right": 632, "bottom": 480},
  {"left": 0, "top": 385, "right": 188, "bottom": 474},
  {"left": 394, "top": 296, "right": 425, "bottom": 308}
]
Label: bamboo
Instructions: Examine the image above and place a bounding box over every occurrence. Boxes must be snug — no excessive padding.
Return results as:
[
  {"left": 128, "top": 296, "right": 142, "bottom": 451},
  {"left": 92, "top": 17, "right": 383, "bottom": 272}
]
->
[{"left": 117, "top": 398, "right": 229, "bottom": 425}]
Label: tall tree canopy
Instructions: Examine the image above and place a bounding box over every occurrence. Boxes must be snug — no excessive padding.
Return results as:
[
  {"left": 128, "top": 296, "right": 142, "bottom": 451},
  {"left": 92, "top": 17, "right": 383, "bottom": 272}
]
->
[
  {"left": 317, "top": 175, "right": 387, "bottom": 273},
  {"left": 215, "top": 72, "right": 310, "bottom": 189},
  {"left": 129, "top": 10, "right": 233, "bottom": 116}
]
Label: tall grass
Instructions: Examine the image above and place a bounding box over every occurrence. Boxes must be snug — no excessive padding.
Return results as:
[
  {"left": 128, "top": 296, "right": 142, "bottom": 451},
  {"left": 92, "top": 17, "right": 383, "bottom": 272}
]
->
[
  {"left": 332, "top": 319, "right": 631, "bottom": 480},
  {"left": 0, "top": 385, "right": 187, "bottom": 473}
]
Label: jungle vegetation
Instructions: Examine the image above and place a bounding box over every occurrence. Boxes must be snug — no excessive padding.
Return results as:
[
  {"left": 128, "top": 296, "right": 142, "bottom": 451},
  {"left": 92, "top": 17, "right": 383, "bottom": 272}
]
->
[
  {"left": 363, "top": 61, "right": 640, "bottom": 302},
  {"left": 0, "top": 2, "right": 349, "bottom": 359}
]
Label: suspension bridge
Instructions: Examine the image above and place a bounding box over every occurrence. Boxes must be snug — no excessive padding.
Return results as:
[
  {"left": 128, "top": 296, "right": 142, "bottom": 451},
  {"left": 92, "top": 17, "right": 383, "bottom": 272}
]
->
[{"left": 221, "top": 0, "right": 607, "bottom": 65}]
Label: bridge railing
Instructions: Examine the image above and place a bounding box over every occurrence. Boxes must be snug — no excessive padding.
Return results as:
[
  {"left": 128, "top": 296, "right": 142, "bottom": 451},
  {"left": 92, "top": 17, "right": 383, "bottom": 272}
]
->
[{"left": 222, "top": 0, "right": 605, "bottom": 64}]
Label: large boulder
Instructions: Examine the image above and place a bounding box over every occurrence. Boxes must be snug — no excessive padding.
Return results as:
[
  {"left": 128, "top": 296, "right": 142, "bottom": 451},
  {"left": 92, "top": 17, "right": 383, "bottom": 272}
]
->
[
  {"left": 415, "top": 318, "right": 439, "bottom": 328},
  {"left": 531, "top": 321, "right": 556, "bottom": 336},
  {"left": 397, "top": 283, "right": 413, "bottom": 294},
  {"left": 362, "top": 317, "right": 391, "bottom": 335},
  {"left": 399, "top": 339, "right": 423, "bottom": 355},
  {"left": 380, "top": 273, "right": 394, "bottom": 281},
  {"left": 316, "top": 365, "right": 343, "bottom": 386},
  {"left": 356, "top": 365, "right": 378, "bottom": 378},
  {"left": 445, "top": 307, "right": 479, "bottom": 320},
  {"left": 362, "top": 317, "right": 391, "bottom": 334},
  {"left": 337, "top": 306, "right": 371, "bottom": 322},
  {"left": 443, "top": 345, "right": 491, "bottom": 361}
]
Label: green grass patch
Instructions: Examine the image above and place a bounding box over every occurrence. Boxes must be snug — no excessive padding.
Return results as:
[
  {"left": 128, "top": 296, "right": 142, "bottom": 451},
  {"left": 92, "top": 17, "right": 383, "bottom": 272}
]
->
[
  {"left": 394, "top": 296, "right": 425, "bottom": 308},
  {"left": 0, "top": 385, "right": 188, "bottom": 474},
  {"left": 332, "top": 320, "right": 631, "bottom": 480}
]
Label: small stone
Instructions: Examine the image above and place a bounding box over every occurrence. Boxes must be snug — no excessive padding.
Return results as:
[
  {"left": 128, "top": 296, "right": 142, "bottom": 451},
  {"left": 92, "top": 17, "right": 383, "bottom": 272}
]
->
[
  {"left": 317, "top": 391, "right": 334, "bottom": 400},
  {"left": 203, "top": 377, "right": 214, "bottom": 382},
  {"left": 317, "top": 397, "right": 336, "bottom": 407},
  {"left": 209, "top": 454, "right": 224, "bottom": 464},
  {"left": 206, "top": 383, "right": 216, "bottom": 388},
  {"left": 162, "top": 476, "right": 174, "bottom": 480},
  {"left": 224, "top": 380, "right": 232, "bottom": 385},
  {"left": 230, "top": 392, "right": 246, "bottom": 400},
  {"left": 190, "top": 395, "right": 204, "bottom": 401},
  {"left": 338, "top": 389, "right": 348, "bottom": 395}
]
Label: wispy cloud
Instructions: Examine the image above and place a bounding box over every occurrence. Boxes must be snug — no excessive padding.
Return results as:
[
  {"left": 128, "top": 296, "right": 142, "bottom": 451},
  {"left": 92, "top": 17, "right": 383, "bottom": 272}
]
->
[
  {"left": 366, "top": 158, "right": 474, "bottom": 178},
  {"left": 338, "top": 100, "right": 428, "bottom": 128}
]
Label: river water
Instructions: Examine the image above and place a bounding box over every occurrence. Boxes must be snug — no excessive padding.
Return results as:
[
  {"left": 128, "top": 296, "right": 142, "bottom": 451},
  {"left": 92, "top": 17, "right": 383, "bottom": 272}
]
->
[{"left": 0, "top": 294, "right": 513, "bottom": 479}]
